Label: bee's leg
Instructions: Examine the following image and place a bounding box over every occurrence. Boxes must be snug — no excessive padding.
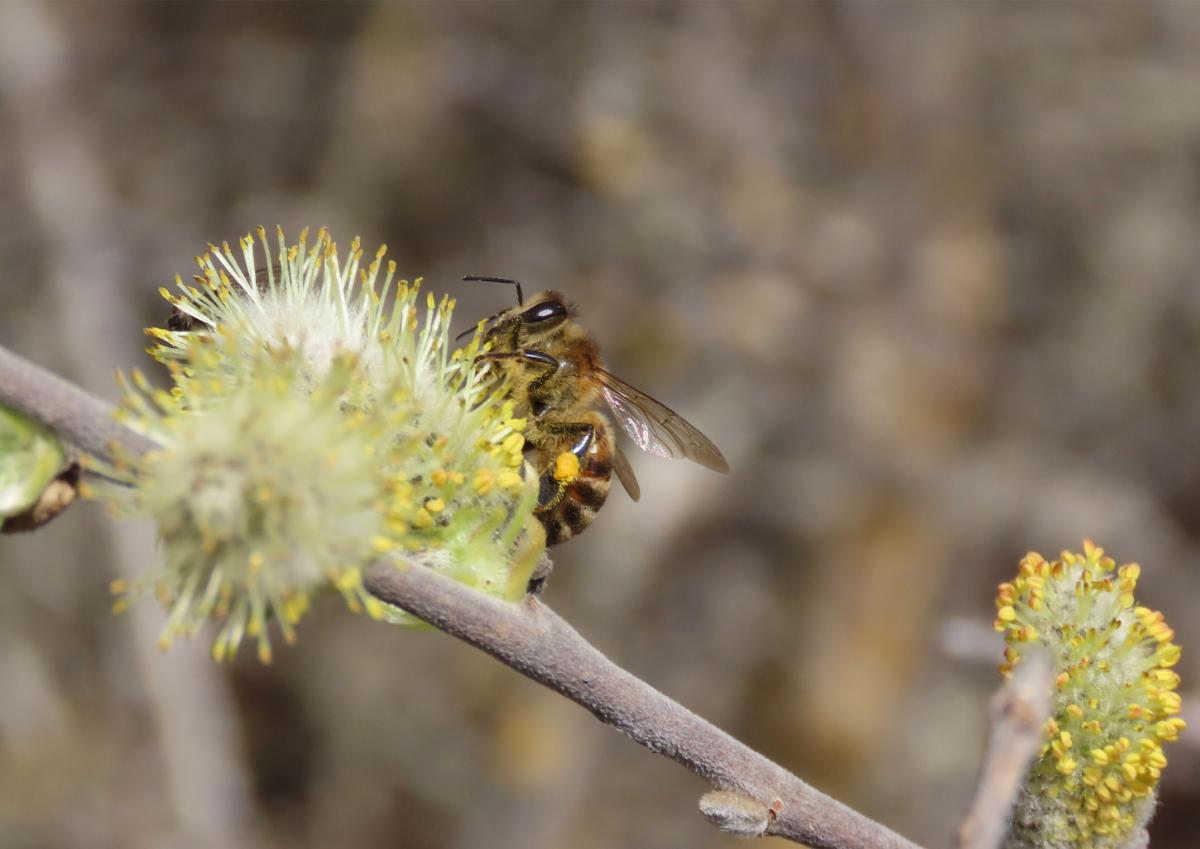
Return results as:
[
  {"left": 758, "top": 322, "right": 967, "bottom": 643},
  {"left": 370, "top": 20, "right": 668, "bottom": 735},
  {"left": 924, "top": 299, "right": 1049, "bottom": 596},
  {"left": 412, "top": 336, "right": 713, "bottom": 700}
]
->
[
  {"left": 521, "top": 352, "right": 562, "bottom": 398},
  {"left": 538, "top": 421, "right": 595, "bottom": 463},
  {"left": 527, "top": 421, "right": 595, "bottom": 513},
  {"left": 475, "top": 350, "right": 559, "bottom": 375},
  {"left": 526, "top": 552, "right": 554, "bottom": 596},
  {"left": 475, "top": 349, "right": 561, "bottom": 416},
  {"left": 533, "top": 418, "right": 612, "bottom": 564}
]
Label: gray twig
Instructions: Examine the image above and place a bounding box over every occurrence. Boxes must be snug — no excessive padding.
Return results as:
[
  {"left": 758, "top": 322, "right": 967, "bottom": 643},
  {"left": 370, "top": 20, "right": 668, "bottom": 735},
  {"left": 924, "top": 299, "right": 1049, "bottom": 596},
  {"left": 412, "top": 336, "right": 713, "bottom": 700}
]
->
[
  {"left": 363, "top": 560, "right": 925, "bottom": 849},
  {"left": 0, "top": 343, "right": 156, "bottom": 461},
  {"left": 955, "top": 649, "right": 1054, "bottom": 849}
]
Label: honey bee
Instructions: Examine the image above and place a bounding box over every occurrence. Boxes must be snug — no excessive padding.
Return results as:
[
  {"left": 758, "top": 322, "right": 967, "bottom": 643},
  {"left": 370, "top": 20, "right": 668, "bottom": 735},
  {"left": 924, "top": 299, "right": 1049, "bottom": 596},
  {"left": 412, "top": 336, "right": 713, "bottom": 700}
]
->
[{"left": 464, "top": 276, "right": 729, "bottom": 546}]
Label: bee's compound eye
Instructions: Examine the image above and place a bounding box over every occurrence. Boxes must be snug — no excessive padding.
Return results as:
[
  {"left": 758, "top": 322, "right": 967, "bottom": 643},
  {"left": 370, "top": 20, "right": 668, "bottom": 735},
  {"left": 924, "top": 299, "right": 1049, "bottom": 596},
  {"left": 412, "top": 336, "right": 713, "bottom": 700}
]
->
[{"left": 524, "top": 301, "right": 568, "bottom": 325}]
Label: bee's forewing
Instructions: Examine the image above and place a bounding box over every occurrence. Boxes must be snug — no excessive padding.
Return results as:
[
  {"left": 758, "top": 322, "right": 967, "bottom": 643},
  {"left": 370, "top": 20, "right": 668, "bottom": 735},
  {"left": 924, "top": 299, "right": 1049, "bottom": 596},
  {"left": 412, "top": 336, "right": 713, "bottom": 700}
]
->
[{"left": 594, "top": 368, "right": 729, "bottom": 473}]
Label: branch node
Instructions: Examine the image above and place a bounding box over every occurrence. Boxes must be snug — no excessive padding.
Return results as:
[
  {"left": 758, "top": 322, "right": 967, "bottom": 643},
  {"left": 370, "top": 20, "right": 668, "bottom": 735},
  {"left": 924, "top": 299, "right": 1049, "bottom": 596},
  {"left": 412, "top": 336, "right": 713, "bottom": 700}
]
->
[{"left": 699, "top": 790, "right": 772, "bottom": 838}]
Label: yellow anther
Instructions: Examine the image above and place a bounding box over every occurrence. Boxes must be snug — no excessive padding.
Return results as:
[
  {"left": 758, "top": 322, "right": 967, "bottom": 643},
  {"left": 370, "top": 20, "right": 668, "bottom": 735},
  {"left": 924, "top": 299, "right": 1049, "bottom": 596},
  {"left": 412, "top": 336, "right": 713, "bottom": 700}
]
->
[
  {"left": 1156, "top": 643, "right": 1182, "bottom": 667},
  {"left": 473, "top": 468, "right": 495, "bottom": 495}
]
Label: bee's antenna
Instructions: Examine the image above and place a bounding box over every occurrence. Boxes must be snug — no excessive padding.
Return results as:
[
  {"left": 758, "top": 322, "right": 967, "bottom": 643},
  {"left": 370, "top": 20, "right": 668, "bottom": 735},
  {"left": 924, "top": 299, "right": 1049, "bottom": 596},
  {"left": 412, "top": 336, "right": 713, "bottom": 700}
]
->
[
  {"left": 462, "top": 275, "right": 524, "bottom": 306},
  {"left": 455, "top": 323, "right": 483, "bottom": 343}
]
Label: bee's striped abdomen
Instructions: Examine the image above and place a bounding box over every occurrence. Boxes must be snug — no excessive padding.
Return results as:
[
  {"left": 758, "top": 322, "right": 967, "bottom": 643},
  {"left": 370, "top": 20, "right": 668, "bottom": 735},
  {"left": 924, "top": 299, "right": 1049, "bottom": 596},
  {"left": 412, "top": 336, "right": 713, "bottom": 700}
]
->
[{"left": 536, "top": 446, "right": 612, "bottom": 546}]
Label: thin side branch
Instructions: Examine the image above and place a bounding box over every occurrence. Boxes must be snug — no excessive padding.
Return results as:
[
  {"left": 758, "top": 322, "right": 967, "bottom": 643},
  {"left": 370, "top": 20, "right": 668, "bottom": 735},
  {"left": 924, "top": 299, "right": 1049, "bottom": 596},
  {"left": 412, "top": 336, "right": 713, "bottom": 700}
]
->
[
  {"left": 0, "top": 343, "right": 156, "bottom": 461},
  {"left": 363, "top": 560, "right": 925, "bottom": 849},
  {"left": 955, "top": 649, "right": 1053, "bottom": 849}
]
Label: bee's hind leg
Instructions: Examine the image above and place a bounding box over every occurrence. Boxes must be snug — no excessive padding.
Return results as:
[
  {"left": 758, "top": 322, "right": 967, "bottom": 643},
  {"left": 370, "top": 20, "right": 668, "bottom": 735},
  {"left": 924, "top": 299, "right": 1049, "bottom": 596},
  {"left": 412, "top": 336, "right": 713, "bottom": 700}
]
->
[
  {"left": 530, "top": 421, "right": 595, "bottom": 514},
  {"left": 537, "top": 420, "right": 595, "bottom": 461}
]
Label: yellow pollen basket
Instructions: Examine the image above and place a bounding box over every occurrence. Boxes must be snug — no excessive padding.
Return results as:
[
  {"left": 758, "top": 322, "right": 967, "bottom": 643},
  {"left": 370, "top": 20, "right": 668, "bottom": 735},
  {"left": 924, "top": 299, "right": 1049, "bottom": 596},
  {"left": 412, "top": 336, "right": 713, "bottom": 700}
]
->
[{"left": 553, "top": 451, "right": 581, "bottom": 483}]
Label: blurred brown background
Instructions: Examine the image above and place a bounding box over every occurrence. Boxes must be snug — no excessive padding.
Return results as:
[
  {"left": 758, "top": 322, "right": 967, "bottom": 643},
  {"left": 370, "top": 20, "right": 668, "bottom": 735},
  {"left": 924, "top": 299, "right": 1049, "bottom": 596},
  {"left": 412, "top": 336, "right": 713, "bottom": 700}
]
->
[{"left": 1, "top": 3, "right": 1199, "bottom": 848}]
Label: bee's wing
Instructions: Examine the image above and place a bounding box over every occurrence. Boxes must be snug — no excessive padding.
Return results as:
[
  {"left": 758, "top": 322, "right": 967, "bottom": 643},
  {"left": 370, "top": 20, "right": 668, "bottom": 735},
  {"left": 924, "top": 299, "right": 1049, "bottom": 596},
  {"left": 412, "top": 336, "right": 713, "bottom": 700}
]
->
[
  {"left": 612, "top": 445, "right": 641, "bottom": 502},
  {"left": 592, "top": 367, "right": 729, "bottom": 473}
]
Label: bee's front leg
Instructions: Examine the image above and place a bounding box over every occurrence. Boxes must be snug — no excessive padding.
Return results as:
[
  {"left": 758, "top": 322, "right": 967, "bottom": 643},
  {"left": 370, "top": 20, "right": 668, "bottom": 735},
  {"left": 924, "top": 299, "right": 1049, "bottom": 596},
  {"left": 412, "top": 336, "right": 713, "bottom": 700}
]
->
[{"left": 475, "top": 349, "right": 561, "bottom": 417}]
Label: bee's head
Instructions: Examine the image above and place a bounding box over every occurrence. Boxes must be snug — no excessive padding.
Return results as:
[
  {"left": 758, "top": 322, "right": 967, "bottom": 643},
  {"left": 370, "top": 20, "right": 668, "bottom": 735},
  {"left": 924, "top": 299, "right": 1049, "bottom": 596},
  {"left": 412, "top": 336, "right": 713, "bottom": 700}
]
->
[
  {"left": 483, "top": 291, "right": 573, "bottom": 348},
  {"left": 462, "top": 276, "right": 574, "bottom": 350},
  {"left": 510, "top": 291, "right": 572, "bottom": 339}
]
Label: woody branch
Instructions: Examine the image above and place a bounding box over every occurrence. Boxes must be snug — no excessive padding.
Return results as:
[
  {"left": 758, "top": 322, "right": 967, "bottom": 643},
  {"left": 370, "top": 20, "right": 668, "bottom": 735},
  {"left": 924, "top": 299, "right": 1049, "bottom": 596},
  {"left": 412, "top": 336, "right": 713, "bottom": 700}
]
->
[
  {"left": 0, "top": 344, "right": 156, "bottom": 461},
  {"left": 361, "top": 559, "right": 922, "bottom": 849}
]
